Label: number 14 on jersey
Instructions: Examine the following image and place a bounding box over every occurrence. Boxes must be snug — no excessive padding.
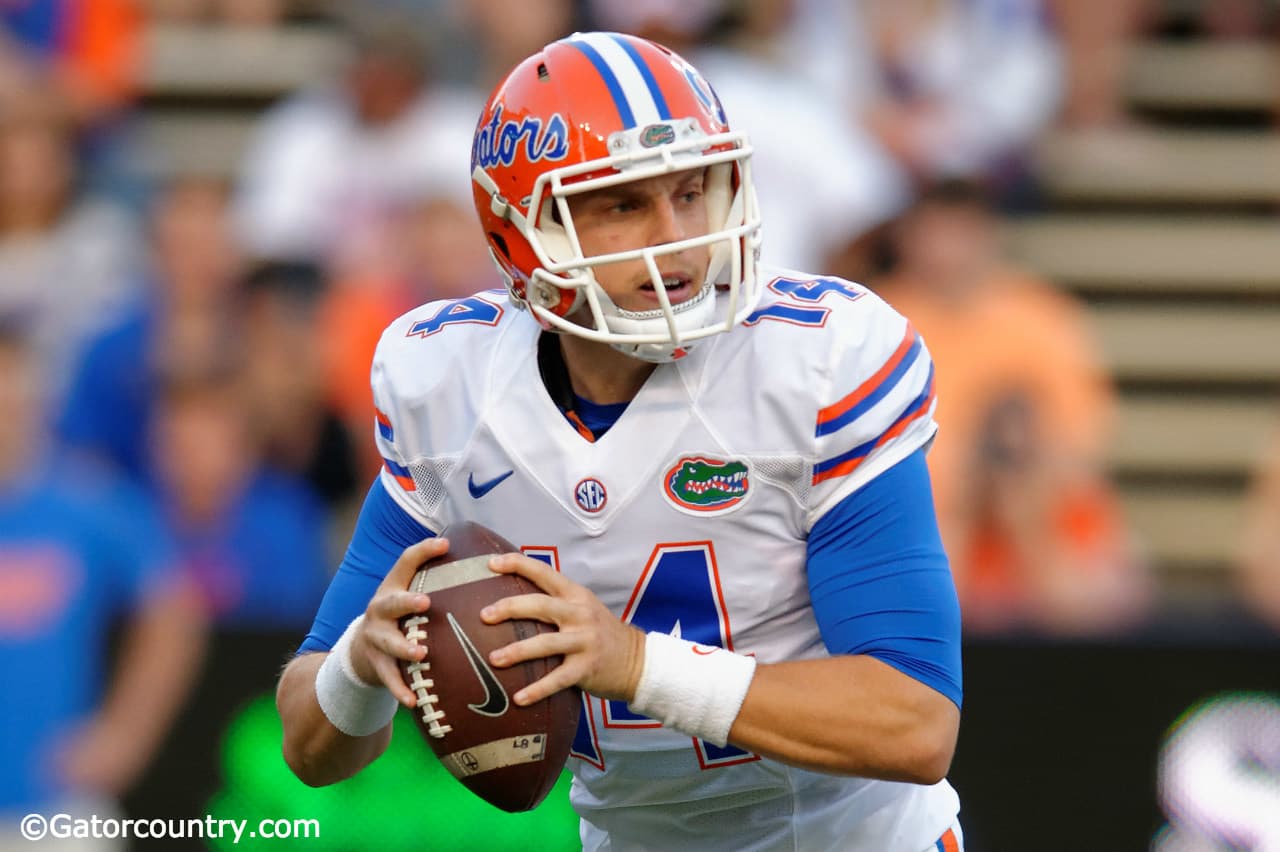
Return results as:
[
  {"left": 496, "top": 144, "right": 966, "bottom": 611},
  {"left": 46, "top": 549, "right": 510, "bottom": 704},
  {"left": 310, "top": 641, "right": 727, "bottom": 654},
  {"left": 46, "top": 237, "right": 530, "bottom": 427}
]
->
[{"left": 523, "top": 541, "right": 760, "bottom": 771}]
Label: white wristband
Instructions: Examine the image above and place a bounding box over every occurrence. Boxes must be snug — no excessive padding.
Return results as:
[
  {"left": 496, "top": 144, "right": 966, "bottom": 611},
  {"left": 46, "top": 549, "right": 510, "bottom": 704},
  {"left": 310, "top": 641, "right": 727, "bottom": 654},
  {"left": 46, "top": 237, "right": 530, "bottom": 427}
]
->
[
  {"left": 314, "top": 614, "right": 399, "bottom": 737},
  {"left": 627, "top": 631, "right": 757, "bottom": 747}
]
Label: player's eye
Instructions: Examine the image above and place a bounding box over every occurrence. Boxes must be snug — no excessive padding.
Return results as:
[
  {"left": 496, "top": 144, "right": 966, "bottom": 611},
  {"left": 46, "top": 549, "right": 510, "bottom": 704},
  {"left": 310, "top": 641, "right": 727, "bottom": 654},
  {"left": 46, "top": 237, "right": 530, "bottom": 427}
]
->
[{"left": 585, "top": 194, "right": 636, "bottom": 216}]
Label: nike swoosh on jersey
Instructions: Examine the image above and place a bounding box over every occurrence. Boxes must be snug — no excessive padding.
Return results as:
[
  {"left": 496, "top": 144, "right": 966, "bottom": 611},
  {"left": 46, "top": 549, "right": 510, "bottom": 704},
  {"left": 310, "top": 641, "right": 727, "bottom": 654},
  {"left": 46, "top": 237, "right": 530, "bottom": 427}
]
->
[
  {"left": 446, "top": 612, "right": 510, "bottom": 717},
  {"left": 468, "top": 470, "right": 514, "bottom": 498}
]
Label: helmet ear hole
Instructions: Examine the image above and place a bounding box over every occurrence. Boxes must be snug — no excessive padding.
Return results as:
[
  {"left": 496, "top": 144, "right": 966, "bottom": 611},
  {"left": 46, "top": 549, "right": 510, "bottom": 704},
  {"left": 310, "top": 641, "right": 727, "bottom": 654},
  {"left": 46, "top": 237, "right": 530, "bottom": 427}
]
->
[{"left": 488, "top": 231, "right": 511, "bottom": 259}]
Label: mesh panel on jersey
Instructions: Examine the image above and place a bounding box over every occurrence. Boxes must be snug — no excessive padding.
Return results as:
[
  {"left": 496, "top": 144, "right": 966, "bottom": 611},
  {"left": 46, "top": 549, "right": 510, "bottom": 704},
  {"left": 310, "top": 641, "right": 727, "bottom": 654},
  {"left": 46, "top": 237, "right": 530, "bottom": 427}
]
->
[
  {"left": 408, "top": 456, "right": 459, "bottom": 517},
  {"left": 748, "top": 456, "right": 811, "bottom": 508}
]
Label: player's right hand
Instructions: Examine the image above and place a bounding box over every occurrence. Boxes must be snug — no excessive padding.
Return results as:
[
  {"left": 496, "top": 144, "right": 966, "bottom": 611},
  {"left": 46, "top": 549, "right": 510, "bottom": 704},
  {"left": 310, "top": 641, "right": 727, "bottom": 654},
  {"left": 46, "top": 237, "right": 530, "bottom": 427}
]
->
[{"left": 349, "top": 537, "right": 448, "bottom": 707}]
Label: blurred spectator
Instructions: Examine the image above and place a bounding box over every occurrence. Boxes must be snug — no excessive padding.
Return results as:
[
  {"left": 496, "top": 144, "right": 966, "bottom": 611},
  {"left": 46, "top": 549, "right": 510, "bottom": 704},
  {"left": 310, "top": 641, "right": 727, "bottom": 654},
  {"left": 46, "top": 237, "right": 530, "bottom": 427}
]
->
[
  {"left": 875, "top": 181, "right": 1151, "bottom": 635},
  {"left": 0, "top": 0, "right": 142, "bottom": 128},
  {"left": 1046, "top": 0, "right": 1152, "bottom": 130},
  {"left": 242, "top": 261, "right": 361, "bottom": 508},
  {"left": 1048, "top": 0, "right": 1276, "bottom": 131},
  {"left": 58, "top": 175, "right": 242, "bottom": 483},
  {"left": 0, "top": 1, "right": 149, "bottom": 206},
  {"left": 587, "top": 0, "right": 908, "bottom": 274},
  {"left": 149, "top": 363, "right": 331, "bottom": 629},
  {"left": 455, "top": 0, "right": 576, "bottom": 86},
  {"left": 777, "top": 0, "right": 1061, "bottom": 198},
  {"left": 322, "top": 190, "right": 498, "bottom": 480},
  {"left": 0, "top": 79, "right": 143, "bottom": 410},
  {"left": 0, "top": 318, "right": 206, "bottom": 835},
  {"left": 231, "top": 9, "right": 480, "bottom": 270},
  {"left": 1240, "top": 428, "right": 1280, "bottom": 630}
]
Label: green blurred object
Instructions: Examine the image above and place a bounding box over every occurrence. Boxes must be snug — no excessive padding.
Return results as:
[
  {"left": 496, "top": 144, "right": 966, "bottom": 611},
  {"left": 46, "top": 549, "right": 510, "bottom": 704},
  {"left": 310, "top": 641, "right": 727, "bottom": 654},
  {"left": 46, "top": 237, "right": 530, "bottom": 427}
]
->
[{"left": 206, "top": 695, "right": 581, "bottom": 851}]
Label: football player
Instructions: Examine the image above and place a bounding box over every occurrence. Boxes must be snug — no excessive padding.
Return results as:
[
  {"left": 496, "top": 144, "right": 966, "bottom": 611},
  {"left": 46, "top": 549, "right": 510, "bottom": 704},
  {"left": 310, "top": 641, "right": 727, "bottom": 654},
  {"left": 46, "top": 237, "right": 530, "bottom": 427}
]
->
[{"left": 277, "top": 32, "right": 964, "bottom": 851}]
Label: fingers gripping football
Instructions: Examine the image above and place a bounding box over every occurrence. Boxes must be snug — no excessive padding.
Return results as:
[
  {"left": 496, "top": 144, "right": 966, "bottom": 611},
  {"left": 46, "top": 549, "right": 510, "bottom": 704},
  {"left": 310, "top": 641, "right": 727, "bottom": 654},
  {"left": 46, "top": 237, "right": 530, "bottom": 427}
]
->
[
  {"left": 482, "top": 553, "right": 647, "bottom": 706},
  {"left": 350, "top": 537, "right": 447, "bottom": 707}
]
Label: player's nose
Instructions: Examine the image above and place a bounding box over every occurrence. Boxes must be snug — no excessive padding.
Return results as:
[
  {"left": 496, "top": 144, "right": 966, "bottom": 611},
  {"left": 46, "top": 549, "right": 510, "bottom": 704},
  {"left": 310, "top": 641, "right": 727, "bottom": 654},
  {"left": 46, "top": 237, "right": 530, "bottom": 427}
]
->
[{"left": 646, "top": 197, "right": 685, "bottom": 247}]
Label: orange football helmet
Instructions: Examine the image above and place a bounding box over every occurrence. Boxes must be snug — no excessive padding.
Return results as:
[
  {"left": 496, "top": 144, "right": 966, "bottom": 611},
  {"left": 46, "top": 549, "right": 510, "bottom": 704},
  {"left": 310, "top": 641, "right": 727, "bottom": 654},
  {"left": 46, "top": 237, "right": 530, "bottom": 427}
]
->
[{"left": 471, "top": 31, "right": 762, "bottom": 362}]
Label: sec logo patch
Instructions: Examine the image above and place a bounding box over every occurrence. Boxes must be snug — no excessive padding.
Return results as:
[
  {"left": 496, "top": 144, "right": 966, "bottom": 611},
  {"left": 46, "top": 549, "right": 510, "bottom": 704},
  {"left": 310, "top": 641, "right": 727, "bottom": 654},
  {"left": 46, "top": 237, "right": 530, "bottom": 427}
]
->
[{"left": 574, "top": 478, "right": 607, "bottom": 513}]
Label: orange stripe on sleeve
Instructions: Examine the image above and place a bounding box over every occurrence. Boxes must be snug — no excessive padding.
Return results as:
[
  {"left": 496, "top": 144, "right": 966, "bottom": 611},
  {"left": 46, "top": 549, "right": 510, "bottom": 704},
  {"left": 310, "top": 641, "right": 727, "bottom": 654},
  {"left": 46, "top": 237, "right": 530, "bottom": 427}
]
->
[
  {"left": 384, "top": 463, "right": 417, "bottom": 492},
  {"left": 816, "top": 323, "right": 916, "bottom": 428},
  {"left": 811, "top": 379, "right": 936, "bottom": 486}
]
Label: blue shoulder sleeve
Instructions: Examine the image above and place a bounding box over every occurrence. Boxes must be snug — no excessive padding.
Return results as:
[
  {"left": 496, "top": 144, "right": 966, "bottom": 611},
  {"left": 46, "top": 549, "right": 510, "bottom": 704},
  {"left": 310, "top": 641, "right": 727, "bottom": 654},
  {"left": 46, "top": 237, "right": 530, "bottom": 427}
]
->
[
  {"left": 806, "top": 449, "right": 963, "bottom": 707},
  {"left": 298, "top": 478, "right": 434, "bottom": 653}
]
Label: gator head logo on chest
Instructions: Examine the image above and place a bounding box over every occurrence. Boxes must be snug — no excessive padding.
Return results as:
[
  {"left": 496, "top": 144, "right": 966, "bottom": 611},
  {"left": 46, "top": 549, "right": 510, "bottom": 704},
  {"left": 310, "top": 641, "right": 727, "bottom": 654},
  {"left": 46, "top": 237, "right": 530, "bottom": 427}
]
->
[{"left": 663, "top": 456, "right": 750, "bottom": 515}]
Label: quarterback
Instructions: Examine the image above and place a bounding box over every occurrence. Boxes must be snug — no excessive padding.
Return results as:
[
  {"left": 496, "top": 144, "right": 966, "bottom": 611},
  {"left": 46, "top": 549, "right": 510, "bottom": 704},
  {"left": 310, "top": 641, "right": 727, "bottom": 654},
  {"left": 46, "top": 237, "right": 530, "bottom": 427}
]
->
[{"left": 277, "top": 31, "right": 964, "bottom": 852}]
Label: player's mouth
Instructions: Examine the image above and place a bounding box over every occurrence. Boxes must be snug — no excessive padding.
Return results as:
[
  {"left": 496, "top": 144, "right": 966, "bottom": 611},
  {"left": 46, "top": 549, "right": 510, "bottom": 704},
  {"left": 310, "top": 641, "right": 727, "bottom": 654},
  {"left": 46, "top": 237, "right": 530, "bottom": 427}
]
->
[{"left": 639, "top": 274, "right": 695, "bottom": 306}]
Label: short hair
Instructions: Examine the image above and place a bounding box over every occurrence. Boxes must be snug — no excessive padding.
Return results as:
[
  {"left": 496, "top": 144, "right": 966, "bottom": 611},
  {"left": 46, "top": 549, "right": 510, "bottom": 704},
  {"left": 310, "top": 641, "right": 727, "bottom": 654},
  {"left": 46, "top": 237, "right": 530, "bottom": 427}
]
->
[{"left": 241, "top": 259, "right": 327, "bottom": 302}]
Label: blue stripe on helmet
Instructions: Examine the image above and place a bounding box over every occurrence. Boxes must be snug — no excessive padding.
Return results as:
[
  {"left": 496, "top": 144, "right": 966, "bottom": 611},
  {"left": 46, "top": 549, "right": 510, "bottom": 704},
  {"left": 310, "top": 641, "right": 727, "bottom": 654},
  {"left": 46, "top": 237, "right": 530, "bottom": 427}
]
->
[
  {"left": 568, "top": 38, "right": 636, "bottom": 128},
  {"left": 610, "top": 34, "right": 671, "bottom": 120}
]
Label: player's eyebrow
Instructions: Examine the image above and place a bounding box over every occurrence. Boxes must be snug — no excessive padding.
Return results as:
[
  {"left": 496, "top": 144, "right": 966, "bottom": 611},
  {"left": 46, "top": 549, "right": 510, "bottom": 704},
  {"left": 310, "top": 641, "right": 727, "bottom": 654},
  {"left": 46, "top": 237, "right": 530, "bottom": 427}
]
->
[{"left": 676, "top": 168, "right": 707, "bottom": 191}]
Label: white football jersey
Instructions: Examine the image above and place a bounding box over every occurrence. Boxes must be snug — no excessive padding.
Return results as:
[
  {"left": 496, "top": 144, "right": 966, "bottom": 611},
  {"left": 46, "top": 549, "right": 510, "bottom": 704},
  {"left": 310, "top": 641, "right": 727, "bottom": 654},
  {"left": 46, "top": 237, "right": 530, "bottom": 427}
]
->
[{"left": 371, "top": 267, "right": 958, "bottom": 852}]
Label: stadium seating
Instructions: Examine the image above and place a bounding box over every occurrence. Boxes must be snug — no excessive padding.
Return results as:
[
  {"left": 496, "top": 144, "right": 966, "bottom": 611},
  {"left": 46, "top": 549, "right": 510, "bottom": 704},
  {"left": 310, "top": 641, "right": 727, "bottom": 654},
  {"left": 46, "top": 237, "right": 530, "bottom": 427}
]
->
[{"left": 1008, "top": 35, "right": 1279, "bottom": 604}]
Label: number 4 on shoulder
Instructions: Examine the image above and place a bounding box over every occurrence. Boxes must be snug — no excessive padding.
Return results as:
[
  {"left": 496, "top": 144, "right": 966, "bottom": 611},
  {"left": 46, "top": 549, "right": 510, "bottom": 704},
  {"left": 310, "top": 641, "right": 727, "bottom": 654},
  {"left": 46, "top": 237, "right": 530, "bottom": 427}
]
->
[{"left": 408, "top": 295, "right": 505, "bottom": 338}]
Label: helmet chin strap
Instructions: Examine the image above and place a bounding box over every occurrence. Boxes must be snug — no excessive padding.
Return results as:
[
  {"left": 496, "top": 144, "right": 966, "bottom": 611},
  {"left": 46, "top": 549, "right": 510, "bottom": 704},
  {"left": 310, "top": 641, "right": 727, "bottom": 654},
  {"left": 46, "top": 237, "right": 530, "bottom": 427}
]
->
[
  {"left": 585, "top": 275, "right": 715, "bottom": 360},
  {"left": 608, "top": 339, "right": 689, "bottom": 364}
]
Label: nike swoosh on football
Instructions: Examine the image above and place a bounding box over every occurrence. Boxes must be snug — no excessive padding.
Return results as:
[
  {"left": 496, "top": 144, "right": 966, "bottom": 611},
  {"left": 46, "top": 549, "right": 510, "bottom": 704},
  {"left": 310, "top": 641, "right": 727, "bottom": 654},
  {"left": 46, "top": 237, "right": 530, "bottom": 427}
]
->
[
  {"left": 446, "top": 612, "right": 510, "bottom": 717},
  {"left": 468, "top": 470, "right": 514, "bottom": 498}
]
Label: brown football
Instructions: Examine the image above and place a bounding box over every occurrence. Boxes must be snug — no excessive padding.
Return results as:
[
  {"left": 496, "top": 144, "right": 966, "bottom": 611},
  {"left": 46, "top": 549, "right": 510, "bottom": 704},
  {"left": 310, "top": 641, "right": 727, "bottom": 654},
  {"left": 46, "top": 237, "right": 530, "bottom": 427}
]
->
[{"left": 398, "top": 522, "right": 581, "bottom": 812}]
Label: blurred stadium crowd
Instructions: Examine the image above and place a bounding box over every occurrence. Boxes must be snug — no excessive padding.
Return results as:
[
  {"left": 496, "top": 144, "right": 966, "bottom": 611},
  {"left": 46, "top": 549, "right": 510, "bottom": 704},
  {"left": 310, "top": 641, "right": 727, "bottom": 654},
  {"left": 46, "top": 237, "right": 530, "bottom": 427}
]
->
[{"left": 1, "top": 0, "right": 1278, "bottom": 842}]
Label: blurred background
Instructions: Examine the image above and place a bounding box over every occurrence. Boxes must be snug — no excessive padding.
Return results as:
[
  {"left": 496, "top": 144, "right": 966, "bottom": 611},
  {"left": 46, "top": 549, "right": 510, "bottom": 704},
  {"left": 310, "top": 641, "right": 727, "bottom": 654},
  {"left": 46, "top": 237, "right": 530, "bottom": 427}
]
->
[{"left": 0, "top": 0, "right": 1277, "bottom": 849}]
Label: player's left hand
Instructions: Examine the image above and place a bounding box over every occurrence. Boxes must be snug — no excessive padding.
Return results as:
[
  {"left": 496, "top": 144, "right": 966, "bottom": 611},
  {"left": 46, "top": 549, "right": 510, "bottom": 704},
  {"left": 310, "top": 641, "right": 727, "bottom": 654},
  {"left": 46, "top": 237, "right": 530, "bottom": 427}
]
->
[{"left": 481, "top": 552, "right": 646, "bottom": 706}]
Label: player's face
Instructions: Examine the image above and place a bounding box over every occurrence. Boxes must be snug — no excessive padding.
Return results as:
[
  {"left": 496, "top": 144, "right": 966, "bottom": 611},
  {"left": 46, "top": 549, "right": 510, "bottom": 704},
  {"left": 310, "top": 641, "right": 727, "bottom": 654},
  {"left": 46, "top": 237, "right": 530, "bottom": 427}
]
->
[{"left": 565, "top": 168, "right": 712, "bottom": 313}]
